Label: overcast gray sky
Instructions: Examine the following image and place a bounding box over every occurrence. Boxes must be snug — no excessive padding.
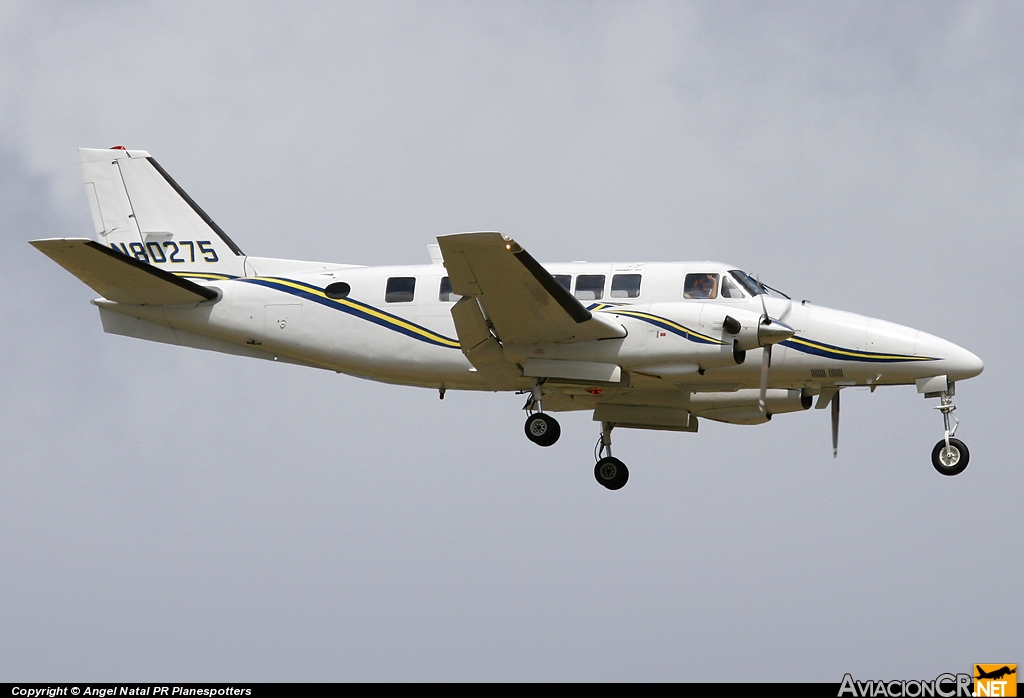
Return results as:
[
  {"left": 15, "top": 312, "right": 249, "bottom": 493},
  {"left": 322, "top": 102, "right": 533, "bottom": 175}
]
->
[{"left": 1, "top": 1, "right": 1021, "bottom": 681}]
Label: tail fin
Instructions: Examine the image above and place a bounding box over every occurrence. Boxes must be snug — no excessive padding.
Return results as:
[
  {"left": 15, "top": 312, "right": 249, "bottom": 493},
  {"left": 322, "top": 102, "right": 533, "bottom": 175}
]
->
[{"left": 79, "top": 147, "right": 246, "bottom": 278}]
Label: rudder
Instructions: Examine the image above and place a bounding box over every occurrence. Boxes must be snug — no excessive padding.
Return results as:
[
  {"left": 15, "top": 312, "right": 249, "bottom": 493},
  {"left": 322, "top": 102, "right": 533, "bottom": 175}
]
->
[{"left": 79, "top": 147, "right": 246, "bottom": 278}]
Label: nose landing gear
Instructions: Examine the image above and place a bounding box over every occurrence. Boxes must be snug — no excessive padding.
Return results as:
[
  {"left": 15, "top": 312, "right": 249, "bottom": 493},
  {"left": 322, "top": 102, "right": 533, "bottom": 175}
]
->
[
  {"left": 931, "top": 388, "right": 969, "bottom": 476},
  {"left": 594, "top": 421, "right": 629, "bottom": 490}
]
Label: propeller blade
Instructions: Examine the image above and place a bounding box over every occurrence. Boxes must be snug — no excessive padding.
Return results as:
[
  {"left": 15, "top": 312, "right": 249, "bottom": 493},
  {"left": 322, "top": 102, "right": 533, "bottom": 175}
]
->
[
  {"left": 759, "top": 344, "right": 771, "bottom": 414},
  {"left": 778, "top": 298, "right": 793, "bottom": 321},
  {"left": 831, "top": 390, "right": 840, "bottom": 458},
  {"left": 757, "top": 274, "right": 769, "bottom": 322}
]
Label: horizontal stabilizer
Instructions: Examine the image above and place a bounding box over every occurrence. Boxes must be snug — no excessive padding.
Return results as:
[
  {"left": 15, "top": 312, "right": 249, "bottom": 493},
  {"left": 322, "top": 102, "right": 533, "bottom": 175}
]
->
[{"left": 30, "top": 238, "right": 217, "bottom": 305}]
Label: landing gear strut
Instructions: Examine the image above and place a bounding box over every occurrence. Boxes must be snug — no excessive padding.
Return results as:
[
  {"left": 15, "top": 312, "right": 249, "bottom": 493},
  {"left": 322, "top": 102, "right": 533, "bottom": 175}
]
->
[
  {"left": 931, "top": 387, "right": 969, "bottom": 476},
  {"left": 524, "top": 379, "right": 560, "bottom": 447},
  {"left": 593, "top": 421, "right": 628, "bottom": 490}
]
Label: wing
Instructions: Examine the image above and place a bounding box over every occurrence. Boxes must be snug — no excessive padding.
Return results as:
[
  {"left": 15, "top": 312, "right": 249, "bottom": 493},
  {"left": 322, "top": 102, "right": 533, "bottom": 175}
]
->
[
  {"left": 30, "top": 238, "right": 217, "bottom": 305},
  {"left": 437, "top": 232, "right": 625, "bottom": 344}
]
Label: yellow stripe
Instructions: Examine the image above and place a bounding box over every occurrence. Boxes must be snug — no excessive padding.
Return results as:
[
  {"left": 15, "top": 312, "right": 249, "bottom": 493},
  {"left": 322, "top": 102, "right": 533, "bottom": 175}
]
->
[
  {"left": 787, "top": 337, "right": 930, "bottom": 361},
  {"left": 611, "top": 309, "right": 725, "bottom": 344},
  {"left": 172, "top": 272, "right": 234, "bottom": 280},
  {"left": 255, "top": 277, "right": 461, "bottom": 348}
]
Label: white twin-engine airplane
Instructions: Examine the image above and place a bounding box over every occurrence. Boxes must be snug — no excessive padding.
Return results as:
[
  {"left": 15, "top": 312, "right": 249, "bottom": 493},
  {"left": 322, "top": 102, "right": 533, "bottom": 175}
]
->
[{"left": 32, "top": 147, "right": 984, "bottom": 490}]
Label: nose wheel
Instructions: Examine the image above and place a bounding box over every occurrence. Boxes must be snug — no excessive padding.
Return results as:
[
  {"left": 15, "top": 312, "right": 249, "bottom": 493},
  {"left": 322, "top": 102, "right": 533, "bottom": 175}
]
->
[
  {"left": 931, "top": 437, "right": 969, "bottom": 476},
  {"left": 931, "top": 387, "right": 969, "bottom": 476}
]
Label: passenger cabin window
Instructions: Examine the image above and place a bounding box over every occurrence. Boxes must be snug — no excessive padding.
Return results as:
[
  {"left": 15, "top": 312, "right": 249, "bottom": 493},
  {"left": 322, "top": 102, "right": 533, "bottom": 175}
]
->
[
  {"left": 611, "top": 274, "right": 641, "bottom": 298},
  {"left": 385, "top": 277, "right": 416, "bottom": 303},
  {"left": 683, "top": 273, "right": 719, "bottom": 299},
  {"left": 553, "top": 275, "right": 571, "bottom": 292},
  {"left": 439, "top": 276, "right": 461, "bottom": 302},
  {"left": 574, "top": 274, "right": 605, "bottom": 301},
  {"left": 720, "top": 276, "right": 744, "bottom": 299}
]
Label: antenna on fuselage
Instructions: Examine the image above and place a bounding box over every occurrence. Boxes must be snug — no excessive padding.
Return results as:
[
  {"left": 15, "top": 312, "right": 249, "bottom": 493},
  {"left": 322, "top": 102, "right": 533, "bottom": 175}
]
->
[{"left": 831, "top": 390, "right": 840, "bottom": 458}]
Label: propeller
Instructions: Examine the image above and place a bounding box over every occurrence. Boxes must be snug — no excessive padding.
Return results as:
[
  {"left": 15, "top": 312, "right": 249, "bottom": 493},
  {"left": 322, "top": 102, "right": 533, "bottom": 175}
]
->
[
  {"left": 758, "top": 279, "right": 770, "bottom": 414},
  {"left": 831, "top": 389, "right": 840, "bottom": 458},
  {"left": 755, "top": 276, "right": 794, "bottom": 415},
  {"left": 721, "top": 275, "right": 795, "bottom": 416},
  {"left": 759, "top": 342, "right": 772, "bottom": 414}
]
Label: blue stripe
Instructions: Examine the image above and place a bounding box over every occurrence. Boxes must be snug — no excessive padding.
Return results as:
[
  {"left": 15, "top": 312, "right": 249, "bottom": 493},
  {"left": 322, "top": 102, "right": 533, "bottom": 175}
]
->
[
  {"left": 172, "top": 272, "right": 239, "bottom": 280},
  {"left": 239, "top": 277, "right": 461, "bottom": 349},
  {"left": 781, "top": 337, "right": 936, "bottom": 363},
  {"left": 608, "top": 309, "right": 726, "bottom": 345}
]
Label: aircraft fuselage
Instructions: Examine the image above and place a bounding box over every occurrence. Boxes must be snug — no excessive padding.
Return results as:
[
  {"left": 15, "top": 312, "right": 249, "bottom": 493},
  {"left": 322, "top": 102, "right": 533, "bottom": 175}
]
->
[{"left": 95, "top": 257, "right": 983, "bottom": 398}]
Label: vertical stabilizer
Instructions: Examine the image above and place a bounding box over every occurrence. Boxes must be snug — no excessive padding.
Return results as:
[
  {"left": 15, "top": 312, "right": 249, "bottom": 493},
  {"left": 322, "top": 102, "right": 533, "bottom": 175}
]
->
[{"left": 79, "top": 147, "right": 246, "bottom": 278}]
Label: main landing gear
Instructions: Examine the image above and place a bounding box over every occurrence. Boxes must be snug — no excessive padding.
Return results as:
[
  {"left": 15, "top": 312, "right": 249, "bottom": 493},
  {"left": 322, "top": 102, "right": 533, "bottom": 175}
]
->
[
  {"left": 521, "top": 381, "right": 629, "bottom": 489},
  {"left": 525, "top": 413, "right": 560, "bottom": 447},
  {"left": 524, "top": 379, "right": 560, "bottom": 447},
  {"left": 931, "top": 386, "right": 969, "bottom": 476},
  {"left": 593, "top": 421, "right": 628, "bottom": 490}
]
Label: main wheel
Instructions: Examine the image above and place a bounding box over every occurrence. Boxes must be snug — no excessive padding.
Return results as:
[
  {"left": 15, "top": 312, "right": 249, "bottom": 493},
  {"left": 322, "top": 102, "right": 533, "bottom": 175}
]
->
[
  {"left": 524, "top": 413, "right": 560, "bottom": 447},
  {"left": 931, "top": 438, "right": 969, "bottom": 476},
  {"left": 594, "top": 457, "right": 629, "bottom": 490}
]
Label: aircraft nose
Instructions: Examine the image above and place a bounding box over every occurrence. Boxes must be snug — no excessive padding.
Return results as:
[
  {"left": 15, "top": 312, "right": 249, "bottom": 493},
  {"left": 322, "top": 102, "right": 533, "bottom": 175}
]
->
[
  {"left": 952, "top": 346, "right": 984, "bottom": 380},
  {"left": 920, "top": 333, "right": 984, "bottom": 380}
]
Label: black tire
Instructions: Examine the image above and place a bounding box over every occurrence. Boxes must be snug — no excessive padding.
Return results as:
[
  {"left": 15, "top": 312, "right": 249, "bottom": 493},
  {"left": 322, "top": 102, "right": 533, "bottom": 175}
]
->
[
  {"left": 524, "top": 413, "right": 560, "bottom": 447},
  {"left": 931, "top": 438, "right": 969, "bottom": 476},
  {"left": 594, "top": 457, "right": 629, "bottom": 490}
]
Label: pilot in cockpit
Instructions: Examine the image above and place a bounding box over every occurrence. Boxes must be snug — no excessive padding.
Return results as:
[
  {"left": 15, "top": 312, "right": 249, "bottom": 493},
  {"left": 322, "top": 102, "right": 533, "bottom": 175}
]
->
[{"left": 684, "top": 273, "right": 718, "bottom": 299}]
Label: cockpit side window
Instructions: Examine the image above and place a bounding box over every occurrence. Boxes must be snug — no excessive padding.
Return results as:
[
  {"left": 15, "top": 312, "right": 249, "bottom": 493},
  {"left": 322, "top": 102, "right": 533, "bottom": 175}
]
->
[
  {"left": 683, "top": 273, "right": 719, "bottom": 299},
  {"left": 720, "top": 275, "right": 745, "bottom": 299}
]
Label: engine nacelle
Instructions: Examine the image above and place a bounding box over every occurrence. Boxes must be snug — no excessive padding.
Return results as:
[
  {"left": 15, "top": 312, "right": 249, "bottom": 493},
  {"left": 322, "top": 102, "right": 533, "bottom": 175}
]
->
[
  {"left": 687, "top": 389, "right": 812, "bottom": 425},
  {"left": 699, "top": 306, "right": 762, "bottom": 352},
  {"left": 700, "top": 306, "right": 794, "bottom": 354}
]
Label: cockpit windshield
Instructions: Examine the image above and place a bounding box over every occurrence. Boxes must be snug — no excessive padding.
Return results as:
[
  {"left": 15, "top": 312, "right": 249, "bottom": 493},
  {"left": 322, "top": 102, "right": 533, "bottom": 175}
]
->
[
  {"left": 727, "top": 270, "right": 789, "bottom": 299},
  {"left": 729, "top": 270, "right": 764, "bottom": 296}
]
